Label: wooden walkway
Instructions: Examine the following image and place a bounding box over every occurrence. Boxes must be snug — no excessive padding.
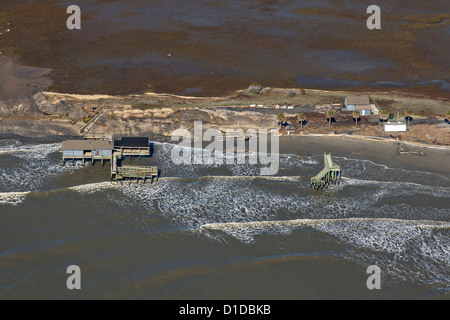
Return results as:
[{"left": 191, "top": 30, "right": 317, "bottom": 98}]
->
[
  {"left": 111, "top": 154, "right": 158, "bottom": 183},
  {"left": 79, "top": 111, "right": 105, "bottom": 134},
  {"left": 311, "top": 153, "right": 341, "bottom": 190}
]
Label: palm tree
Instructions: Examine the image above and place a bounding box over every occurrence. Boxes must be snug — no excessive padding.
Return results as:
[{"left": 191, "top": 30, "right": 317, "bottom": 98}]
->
[
  {"left": 379, "top": 110, "right": 389, "bottom": 128},
  {"left": 326, "top": 109, "right": 334, "bottom": 129},
  {"left": 405, "top": 108, "right": 413, "bottom": 129},
  {"left": 276, "top": 113, "right": 287, "bottom": 130},
  {"left": 297, "top": 113, "right": 306, "bottom": 131},
  {"left": 379, "top": 110, "right": 389, "bottom": 122},
  {"left": 353, "top": 110, "right": 361, "bottom": 128}
]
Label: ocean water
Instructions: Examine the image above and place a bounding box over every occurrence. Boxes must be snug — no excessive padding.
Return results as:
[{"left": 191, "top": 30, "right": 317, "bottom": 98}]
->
[{"left": 0, "top": 138, "right": 448, "bottom": 299}]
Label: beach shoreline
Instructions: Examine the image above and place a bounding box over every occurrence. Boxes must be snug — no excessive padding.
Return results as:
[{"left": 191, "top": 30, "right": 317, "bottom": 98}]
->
[
  {"left": 1, "top": 94, "right": 449, "bottom": 146},
  {"left": 1, "top": 126, "right": 449, "bottom": 181},
  {"left": 1, "top": 55, "right": 449, "bottom": 153},
  {"left": 278, "top": 135, "right": 450, "bottom": 181}
]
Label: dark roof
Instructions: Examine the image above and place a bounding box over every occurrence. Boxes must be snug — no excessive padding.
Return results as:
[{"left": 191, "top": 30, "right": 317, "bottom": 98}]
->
[
  {"left": 114, "top": 137, "right": 149, "bottom": 148},
  {"left": 61, "top": 140, "right": 114, "bottom": 150}
]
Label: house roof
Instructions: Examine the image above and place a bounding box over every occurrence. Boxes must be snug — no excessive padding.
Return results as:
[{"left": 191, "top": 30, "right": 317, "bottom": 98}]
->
[
  {"left": 385, "top": 120, "right": 406, "bottom": 124},
  {"left": 61, "top": 140, "right": 114, "bottom": 150},
  {"left": 346, "top": 95, "right": 370, "bottom": 105},
  {"left": 355, "top": 105, "right": 372, "bottom": 110},
  {"left": 114, "top": 137, "right": 149, "bottom": 148}
]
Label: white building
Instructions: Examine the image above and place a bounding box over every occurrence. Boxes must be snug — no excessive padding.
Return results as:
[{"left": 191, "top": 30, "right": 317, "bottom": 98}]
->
[{"left": 384, "top": 121, "right": 407, "bottom": 132}]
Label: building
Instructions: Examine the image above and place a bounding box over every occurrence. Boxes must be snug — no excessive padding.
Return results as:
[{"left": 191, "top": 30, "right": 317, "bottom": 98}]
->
[
  {"left": 61, "top": 140, "right": 114, "bottom": 161},
  {"left": 114, "top": 137, "right": 150, "bottom": 156},
  {"left": 60, "top": 136, "right": 158, "bottom": 183},
  {"left": 344, "top": 95, "right": 372, "bottom": 116},
  {"left": 355, "top": 105, "right": 372, "bottom": 116},
  {"left": 384, "top": 121, "right": 407, "bottom": 132}
]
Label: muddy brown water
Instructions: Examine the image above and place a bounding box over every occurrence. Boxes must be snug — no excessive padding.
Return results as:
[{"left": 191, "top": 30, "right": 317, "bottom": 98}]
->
[
  {"left": 0, "top": 0, "right": 448, "bottom": 98},
  {"left": 0, "top": 136, "right": 449, "bottom": 299}
]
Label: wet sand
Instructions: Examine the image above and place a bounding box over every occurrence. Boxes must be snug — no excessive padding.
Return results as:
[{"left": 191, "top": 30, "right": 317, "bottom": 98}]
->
[
  {"left": 0, "top": 55, "right": 53, "bottom": 117},
  {"left": 0, "top": 56, "right": 52, "bottom": 101},
  {"left": 279, "top": 135, "right": 450, "bottom": 181}
]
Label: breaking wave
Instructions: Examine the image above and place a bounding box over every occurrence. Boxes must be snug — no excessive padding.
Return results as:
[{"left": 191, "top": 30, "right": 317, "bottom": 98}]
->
[
  {"left": 198, "top": 218, "right": 450, "bottom": 289},
  {"left": 0, "top": 191, "right": 30, "bottom": 206},
  {"left": 0, "top": 143, "right": 61, "bottom": 158},
  {"left": 0, "top": 142, "right": 84, "bottom": 192}
]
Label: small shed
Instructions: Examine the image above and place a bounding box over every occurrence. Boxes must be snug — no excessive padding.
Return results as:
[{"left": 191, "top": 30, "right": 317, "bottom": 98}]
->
[
  {"left": 114, "top": 137, "right": 149, "bottom": 149},
  {"left": 114, "top": 137, "right": 150, "bottom": 157}
]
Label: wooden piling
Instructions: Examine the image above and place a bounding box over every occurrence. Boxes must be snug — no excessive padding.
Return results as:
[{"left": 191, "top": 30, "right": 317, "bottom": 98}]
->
[{"left": 311, "top": 153, "right": 341, "bottom": 191}]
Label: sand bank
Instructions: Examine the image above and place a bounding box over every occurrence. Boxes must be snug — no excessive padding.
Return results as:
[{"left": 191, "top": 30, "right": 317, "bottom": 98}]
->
[{"left": 0, "top": 56, "right": 51, "bottom": 100}]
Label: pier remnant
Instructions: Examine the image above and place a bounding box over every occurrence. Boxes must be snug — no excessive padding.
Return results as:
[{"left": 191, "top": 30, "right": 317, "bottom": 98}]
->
[
  {"left": 398, "top": 141, "right": 425, "bottom": 156},
  {"left": 311, "top": 153, "right": 341, "bottom": 190},
  {"left": 110, "top": 153, "right": 158, "bottom": 183}
]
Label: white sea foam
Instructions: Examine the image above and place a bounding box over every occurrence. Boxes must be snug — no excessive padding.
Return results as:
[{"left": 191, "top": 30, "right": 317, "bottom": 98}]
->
[
  {"left": 198, "top": 218, "right": 450, "bottom": 288},
  {"left": 341, "top": 177, "right": 450, "bottom": 197},
  {"left": 0, "top": 142, "right": 85, "bottom": 191},
  {"left": 102, "top": 170, "right": 449, "bottom": 289},
  {"left": 0, "top": 191, "right": 30, "bottom": 206},
  {"left": 178, "top": 175, "right": 303, "bottom": 182},
  {"left": 0, "top": 143, "right": 61, "bottom": 158},
  {"left": 336, "top": 156, "right": 450, "bottom": 185},
  {"left": 153, "top": 141, "right": 319, "bottom": 177},
  {"left": 68, "top": 181, "right": 116, "bottom": 194},
  {"left": 107, "top": 172, "right": 449, "bottom": 230}
]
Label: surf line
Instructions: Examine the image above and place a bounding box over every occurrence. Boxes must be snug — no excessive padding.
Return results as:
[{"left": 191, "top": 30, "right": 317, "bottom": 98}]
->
[{"left": 171, "top": 121, "right": 280, "bottom": 176}]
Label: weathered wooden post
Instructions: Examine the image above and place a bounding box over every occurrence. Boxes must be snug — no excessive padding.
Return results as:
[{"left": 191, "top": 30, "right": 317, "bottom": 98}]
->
[{"left": 311, "top": 153, "right": 341, "bottom": 191}]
